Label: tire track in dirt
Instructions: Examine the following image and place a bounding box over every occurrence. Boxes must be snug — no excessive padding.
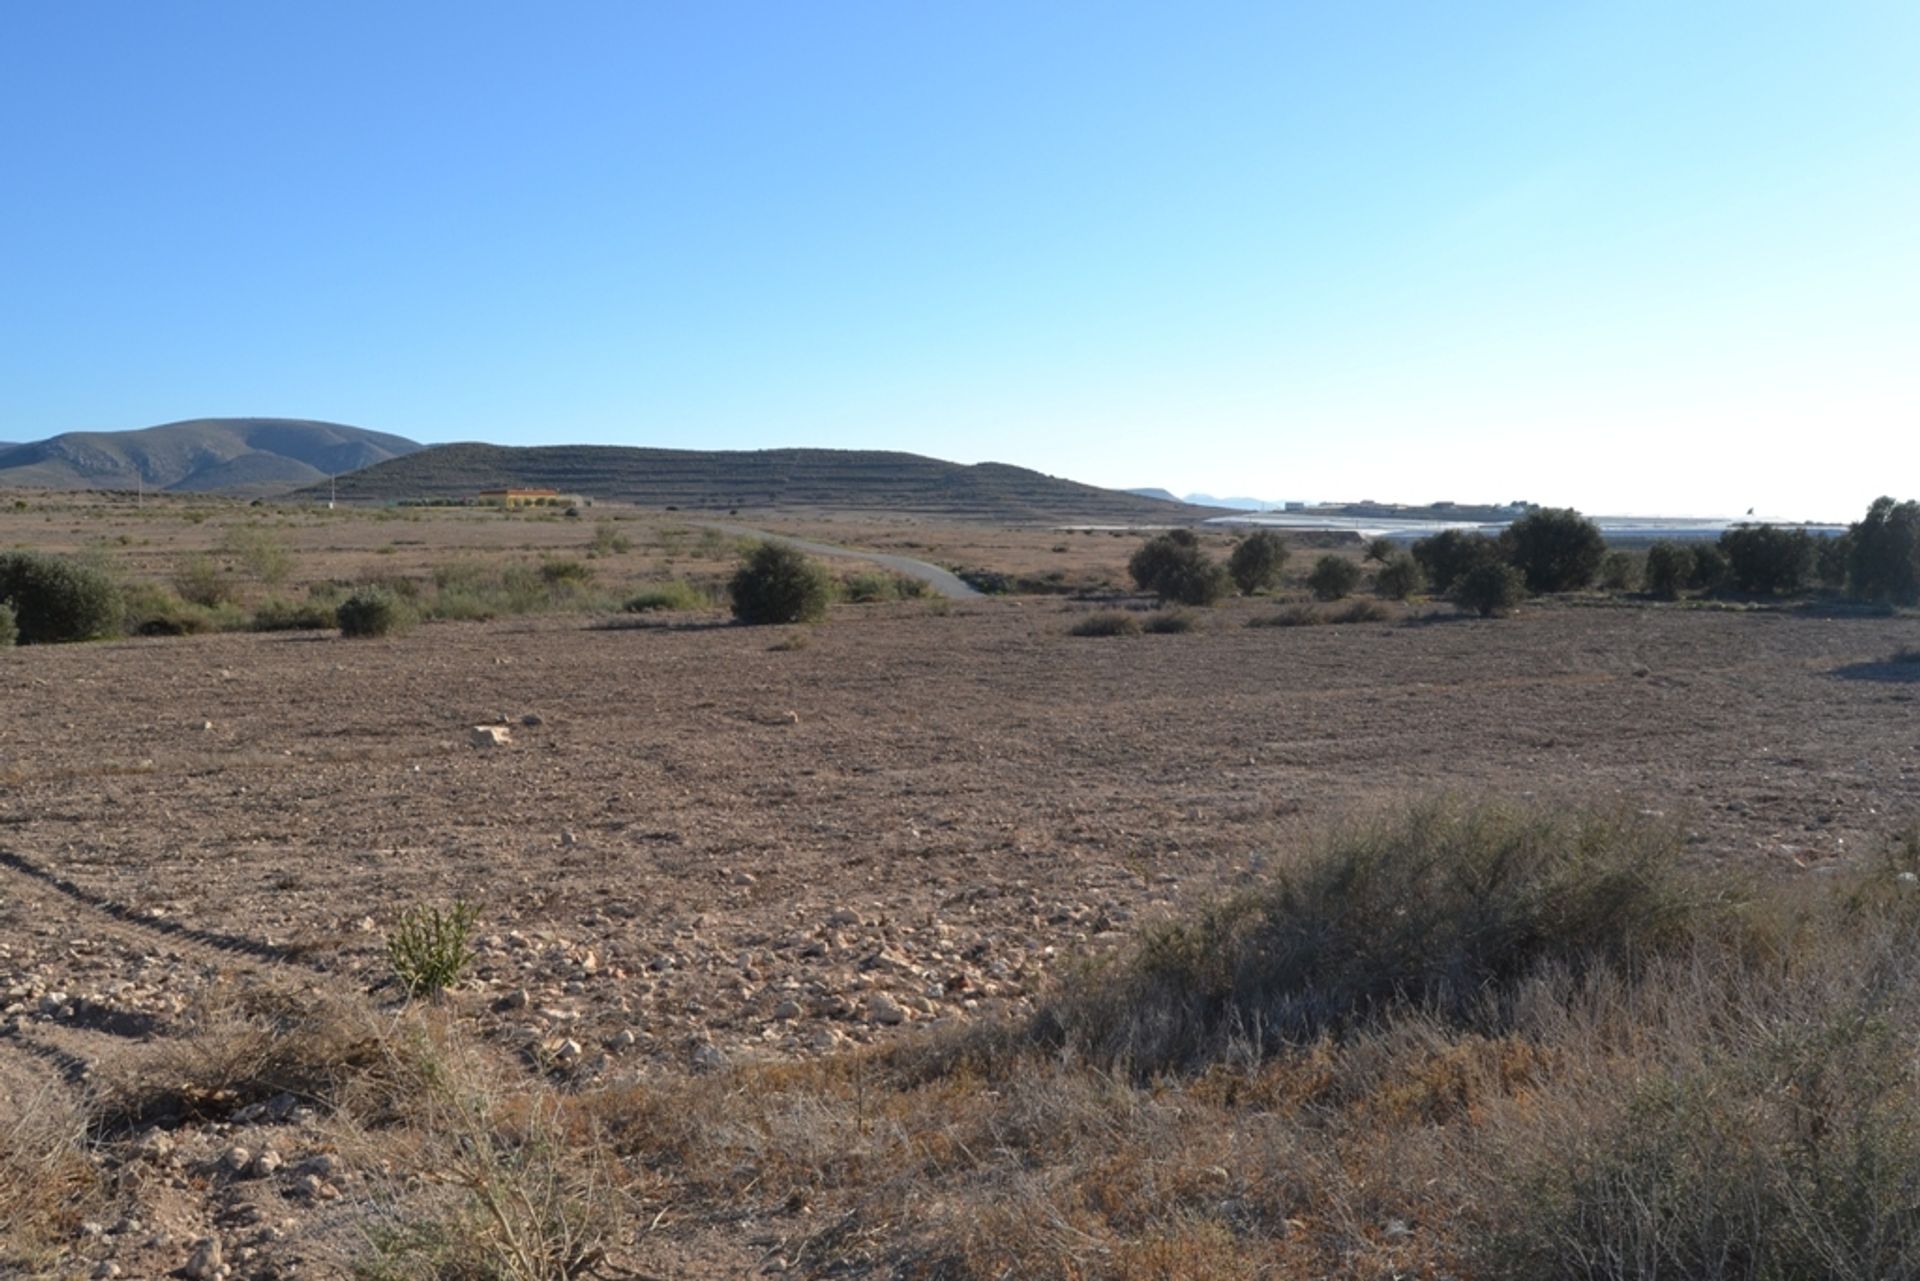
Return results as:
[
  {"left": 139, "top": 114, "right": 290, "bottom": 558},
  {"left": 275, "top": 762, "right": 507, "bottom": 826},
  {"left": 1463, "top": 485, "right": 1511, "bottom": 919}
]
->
[{"left": 0, "top": 848, "right": 332, "bottom": 975}]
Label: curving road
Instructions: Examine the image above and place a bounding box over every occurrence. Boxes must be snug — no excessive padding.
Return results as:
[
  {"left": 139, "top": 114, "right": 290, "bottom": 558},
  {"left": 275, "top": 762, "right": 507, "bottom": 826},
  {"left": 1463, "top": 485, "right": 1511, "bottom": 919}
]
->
[{"left": 698, "top": 523, "right": 983, "bottom": 599}]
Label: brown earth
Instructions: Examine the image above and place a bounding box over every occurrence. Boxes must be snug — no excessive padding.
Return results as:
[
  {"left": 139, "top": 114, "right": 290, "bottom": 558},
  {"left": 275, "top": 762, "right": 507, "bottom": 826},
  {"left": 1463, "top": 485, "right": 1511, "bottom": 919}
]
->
[{"left": 1, "top": 503, "right": 1918, "bottom": 1276}]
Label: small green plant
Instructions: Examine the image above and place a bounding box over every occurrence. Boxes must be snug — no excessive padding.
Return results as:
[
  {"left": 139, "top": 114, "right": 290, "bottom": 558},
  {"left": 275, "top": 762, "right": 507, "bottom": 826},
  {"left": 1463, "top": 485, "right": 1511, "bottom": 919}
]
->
[
  {"left": 1070, "top": 611, "right": 1141, "bottom": 637},
  {"left": 537, "top": 558, "right": 594, "bottom": 588},
  {"left": 1142, "top": 610, "right": 1199, "bottom": 634},
  {"left": 387, "top": 901, "right": 481, "bottom": 1000},
  {"left": 1306, "top": 554, "right": 1362, "bottom": 601},
  {"left": 1247, "top": 603, "right": 1323, "bottom": 628},
  {"left": 1364, "top": 536, "right": 1395, "bottom": 564},
  {"left": 588, "top": 521, "right": 634, "bottom": 556},
  {"left": 1330, "top": 598, "right": 1391, "bottom": 624},
  {"left": 730, "top": 542, "right": 832, "bottom": 625},
  {"left": 250, "top": 597, "right": 339, "bottom": 631},
  {"left": 1227, "top": 530, "right": 1289, "bottom": 594},
  {"left": 337, "top": 586, "right": 409, "bottom": 638},
  {"left": 173, "top": 553, "right": 240, "bottom": 607}
]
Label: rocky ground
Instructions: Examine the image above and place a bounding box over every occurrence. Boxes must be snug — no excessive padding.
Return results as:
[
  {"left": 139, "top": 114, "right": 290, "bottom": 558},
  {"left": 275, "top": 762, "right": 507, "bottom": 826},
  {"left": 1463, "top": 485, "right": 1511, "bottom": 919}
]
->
[{"left": 2, "top": 593, "right": 1917, "bottom": 1276}]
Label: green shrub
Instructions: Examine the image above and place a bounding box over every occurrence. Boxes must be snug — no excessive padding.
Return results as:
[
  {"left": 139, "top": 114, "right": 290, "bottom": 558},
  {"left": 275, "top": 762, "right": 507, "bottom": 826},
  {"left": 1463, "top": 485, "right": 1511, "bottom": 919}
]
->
[
  {"left": 1644, "top": 541, "right": 1693, "bottom": 599},
  {"left": 588, "top": 521, "right": 635, "bottom": 556},
  {"left": 1598, "top": 549, "right": 1638, "bottom": 592},
  {"left": 1069, "top": 611, "right": 1141, "bottom": 637},
  {"left": 1038, "top": 802, "right": 1703, "bottom": 1071},
  {"left": 1129, "top": 530, "right": 1229, "bottom": 606},
  {"left": 1142, "top": 610, "right": 1199, "bottom": 634},
  {"left": 0, "top": 551, "right": 122, "bottom": 644},
  {"left": 1720, "top": 525, "right": 1815, "bottom": 595},
  {"left": 173, "top": 553, "right": 240, "bottom": 607},
  {"left": 622, "top": 580, "right": 709, "bottom": 613},
  {"left": 387, "top": 901, "right": 481, "bottom": 1000},
  {"left": 1454, "top": 562, "right": 1527, "bottom": 617},
  {"left": 1364, "top": 536, "right": 1395, "bottom": 564},
  {"left": 1373, "top": 553, "right": 1425, "bottom": 600},
  {"left": 537, "top": 558, "right": 594, "bottom": 588},
  {"left": 0, "top": 603, "right": 14, "bottom": 649},
  {"left": 1412, "top": 529, "right": 1504, "bottom": 593},
  {"left": 219, "top": 525, "right": 294, "bottom": 587},
  {"left": 843, "top": 572, "right": 900, "bottom": 603},
  {"left": 337, "top": 587, "right": 409, "bottom": 638},
  {"left": 122, "top": 583, "right": 224, "bottom": 636},
  {"left": 250, "top": 597, "right": 339, "bottom": 631},
  {"left": 1306, "top": 554, "right": 1362, "bottom": 601},
  {"left": 1507, "top": 507, "right": 1605, "bottom": 593},
  {"left": 729, "top": 542, "right": 832, "bottom": 625},
  {"left": 1227, "top": 530, "right": 1289, "bottom": 594},
  {"left": 1689, "top": 543, "right": 1730, "bottom": 592},
  {"left": 1847, "top": 496, "right": 1920, "bottom": 605}
]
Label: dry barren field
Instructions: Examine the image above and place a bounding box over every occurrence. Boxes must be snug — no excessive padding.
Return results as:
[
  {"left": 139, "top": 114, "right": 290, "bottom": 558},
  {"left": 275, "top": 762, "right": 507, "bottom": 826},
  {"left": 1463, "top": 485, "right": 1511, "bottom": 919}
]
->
[{"left": 3, "top": 501, "right": 1919, "bottom": 1278}]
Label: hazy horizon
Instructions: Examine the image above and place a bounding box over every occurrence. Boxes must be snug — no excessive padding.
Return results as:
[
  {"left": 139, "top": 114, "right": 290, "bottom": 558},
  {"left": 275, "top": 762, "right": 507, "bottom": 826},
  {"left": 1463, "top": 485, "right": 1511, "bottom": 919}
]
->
[{"left": 3, "top": 2, "right": 1914, "bottom": 525}]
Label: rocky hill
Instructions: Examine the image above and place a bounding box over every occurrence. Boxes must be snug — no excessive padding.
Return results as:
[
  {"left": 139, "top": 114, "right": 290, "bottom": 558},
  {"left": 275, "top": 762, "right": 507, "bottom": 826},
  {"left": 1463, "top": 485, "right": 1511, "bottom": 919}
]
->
[{"left": 310, "top": 443, "right": 1219, "bottom": 523}]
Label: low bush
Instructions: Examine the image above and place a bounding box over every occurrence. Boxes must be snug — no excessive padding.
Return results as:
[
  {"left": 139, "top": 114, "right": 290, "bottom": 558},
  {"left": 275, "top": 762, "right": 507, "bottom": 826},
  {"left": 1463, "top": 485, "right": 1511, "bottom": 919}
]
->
[
  {"left": 250, "top": 596, "right": 339, "bottom": 631},
  {"left": 1373, "top": 553, "right": 1425, "bottom": 600},
  {"left": 337, "top": 586, "right": 410, "bottom": 638},
  {"left": 843, "top": 572, "right": 915, "bottom": 603},
  {"left": 1248, "top": 603, "right": 1325, "bottom": 628},
  {"left": 1598, "top": 549, "right": 1638, "bottom": 592},
  {"left": 1142, "top": 610, "right": 1199, "bottom": 634},
  {"left": 730, "top": 542, "right": 832, "bottom": 625},
  {"left": 173, "top": 553, "right": 241, "bottom": 607},
  {"left": 1038, "top": 801, "right": 1706, "bottom": 1071},
  {"left": 1690, "top": 543, "right": 1730, "bottom": 591},
  {"left": 1364, "top": 536, "right": 1395, "bottom": 564},
  {"left": 0, "top": 551, "right": 122, "bottom": 644},
  {"left": 1720, "top": 525, "right": 1815, "bottom": 595},
  {"left": 1227, "top": 530, "right": 1289, "bottom": 594},
  {"left": 1507, "top": 507, "right": 1605, "bottom": 593},
  {"left": 122, "top": 583, "right": 227, "bottom": 636},
  {"left": 537, "top": 558, "right": 594, "bottom": 588},
  {"left": 1131, "top": 531, "right": 1230, "bottom": 606},
  {"left": 622, "top": 580, "right": 709, "bottom": 612},
  {"left": 0, "top": 602, "right": 13, "bottom": 648},
  {"left": 1644, "top": 541, "right": 1693, "bottom": 599},
  {"left": 1070, "top": 611, "right": 1142, "bottom": 637},
  {"left": 1412, "top": 529, "right": 1505, "bottom": 593},
  {"left": 1453, "top": 562, "right": 1526, "bottom": 617},
  {"left": 1848, "top": 495, "right": 1920, "bottom": 605},
  {"left": 1306, "top": 554, "right": 1362, "bottom": 601},
  {"left": 1330, "top": 598, "right": 1391, "bottom": 624}
]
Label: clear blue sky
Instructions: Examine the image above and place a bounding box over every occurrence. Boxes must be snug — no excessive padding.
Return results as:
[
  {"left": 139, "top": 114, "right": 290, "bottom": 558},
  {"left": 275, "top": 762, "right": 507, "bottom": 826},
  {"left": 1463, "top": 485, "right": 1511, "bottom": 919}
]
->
[{"left": 3, "top": 2, "right": 1914, "bottom": 519}]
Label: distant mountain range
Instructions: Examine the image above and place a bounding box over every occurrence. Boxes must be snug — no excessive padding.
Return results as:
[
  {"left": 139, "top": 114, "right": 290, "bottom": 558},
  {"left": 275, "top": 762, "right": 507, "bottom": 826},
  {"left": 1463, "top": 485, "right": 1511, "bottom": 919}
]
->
[
  {"left": 0, "top": 418, "right": 1216, "bottom": 522},
  {"left": 1127, "top": 488, "right": 1283, "bottom": 511},
  {"left": 0, "top": 418, "right": 422, "bottom": 496}
]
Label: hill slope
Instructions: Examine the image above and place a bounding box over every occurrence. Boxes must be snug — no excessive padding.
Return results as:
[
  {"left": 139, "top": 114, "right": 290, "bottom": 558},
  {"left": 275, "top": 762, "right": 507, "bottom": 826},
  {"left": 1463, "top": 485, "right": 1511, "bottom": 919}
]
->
[
  {"left": 0, "top": 418, "right": 422, "bottom": 495},
  {"left": 309, "top": 443, "right": 1219, "bottom": 522}
]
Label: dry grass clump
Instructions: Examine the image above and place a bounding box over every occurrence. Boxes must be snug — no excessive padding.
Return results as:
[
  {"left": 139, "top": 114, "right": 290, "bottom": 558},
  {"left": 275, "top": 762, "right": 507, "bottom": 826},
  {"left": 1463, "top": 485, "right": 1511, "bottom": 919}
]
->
[
  {"left": 1069, "top": 611, "right": 1142, "bottom": 637},
  {"left": 90, "top": 982, "right": 394, "bottom": 1133},
  {"left": 0, "top": 1087, "right": 106, "bottom": 1271},
  {"left": 562, "top": 808, "right": 1920, "bottom": 1280},
  {"left": 1247, "top": 598, "right": 1395, "bottom": 627},
  {"left": 1041, "top": 801, "right": 1708, "bottom": 1071},
  {"left": 1141, "top": 609, "right": 1200, "bottom": 634}
]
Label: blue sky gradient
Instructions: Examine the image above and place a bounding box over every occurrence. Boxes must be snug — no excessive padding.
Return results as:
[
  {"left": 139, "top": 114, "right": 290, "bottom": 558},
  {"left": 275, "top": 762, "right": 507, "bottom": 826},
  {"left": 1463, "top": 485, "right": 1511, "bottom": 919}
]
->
[{"left": 3, "top": 2, "right": 1914, "bottom": 517}]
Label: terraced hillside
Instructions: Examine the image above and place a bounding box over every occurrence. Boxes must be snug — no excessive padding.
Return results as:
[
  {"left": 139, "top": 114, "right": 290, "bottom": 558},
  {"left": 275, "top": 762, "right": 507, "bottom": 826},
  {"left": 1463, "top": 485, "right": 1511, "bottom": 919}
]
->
[
  {"left": 308, "top": 442, "right": 1220, "bottom": 522},
  {"left": 0, "top": 418, "right": 421, "bottom": 495}
]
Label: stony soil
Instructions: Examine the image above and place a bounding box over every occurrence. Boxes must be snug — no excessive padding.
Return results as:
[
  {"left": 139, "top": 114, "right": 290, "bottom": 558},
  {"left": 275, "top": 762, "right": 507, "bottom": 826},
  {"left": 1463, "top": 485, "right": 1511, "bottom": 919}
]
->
[{"left": 2, "top": 594, "right": 1917, "bottom": 1277}]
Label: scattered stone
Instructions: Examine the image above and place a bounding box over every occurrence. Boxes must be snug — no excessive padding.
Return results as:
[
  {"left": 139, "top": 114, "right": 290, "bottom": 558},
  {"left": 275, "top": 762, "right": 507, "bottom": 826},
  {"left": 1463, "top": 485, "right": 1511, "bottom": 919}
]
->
[
  {"left": 250, "top": 1148, "right": 283, "bottom": 1178},
  {"left": 520, "top": 713, "right": 544, "bottom": 727},
  {"left": 221, "top": 1145, "right": 251, "bottom": 1174},
  {"left": 866, "top": 993, "right": 907, "bottom": 1025},
  {"left": 691, "top": 1042, "right": 729, "bottom": 1073},
  {"left": 469, "top": 725, "right": 512, "bottom": 749},
  {"left": 608, "top": 1028, "right": 637, "bottom": 1050},
  {"left": 183, "top": 1236, "right": 222, "bottom": 1280},
  {"left": 772, "top": 998, "right": 801, "bottom": 1020}
]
